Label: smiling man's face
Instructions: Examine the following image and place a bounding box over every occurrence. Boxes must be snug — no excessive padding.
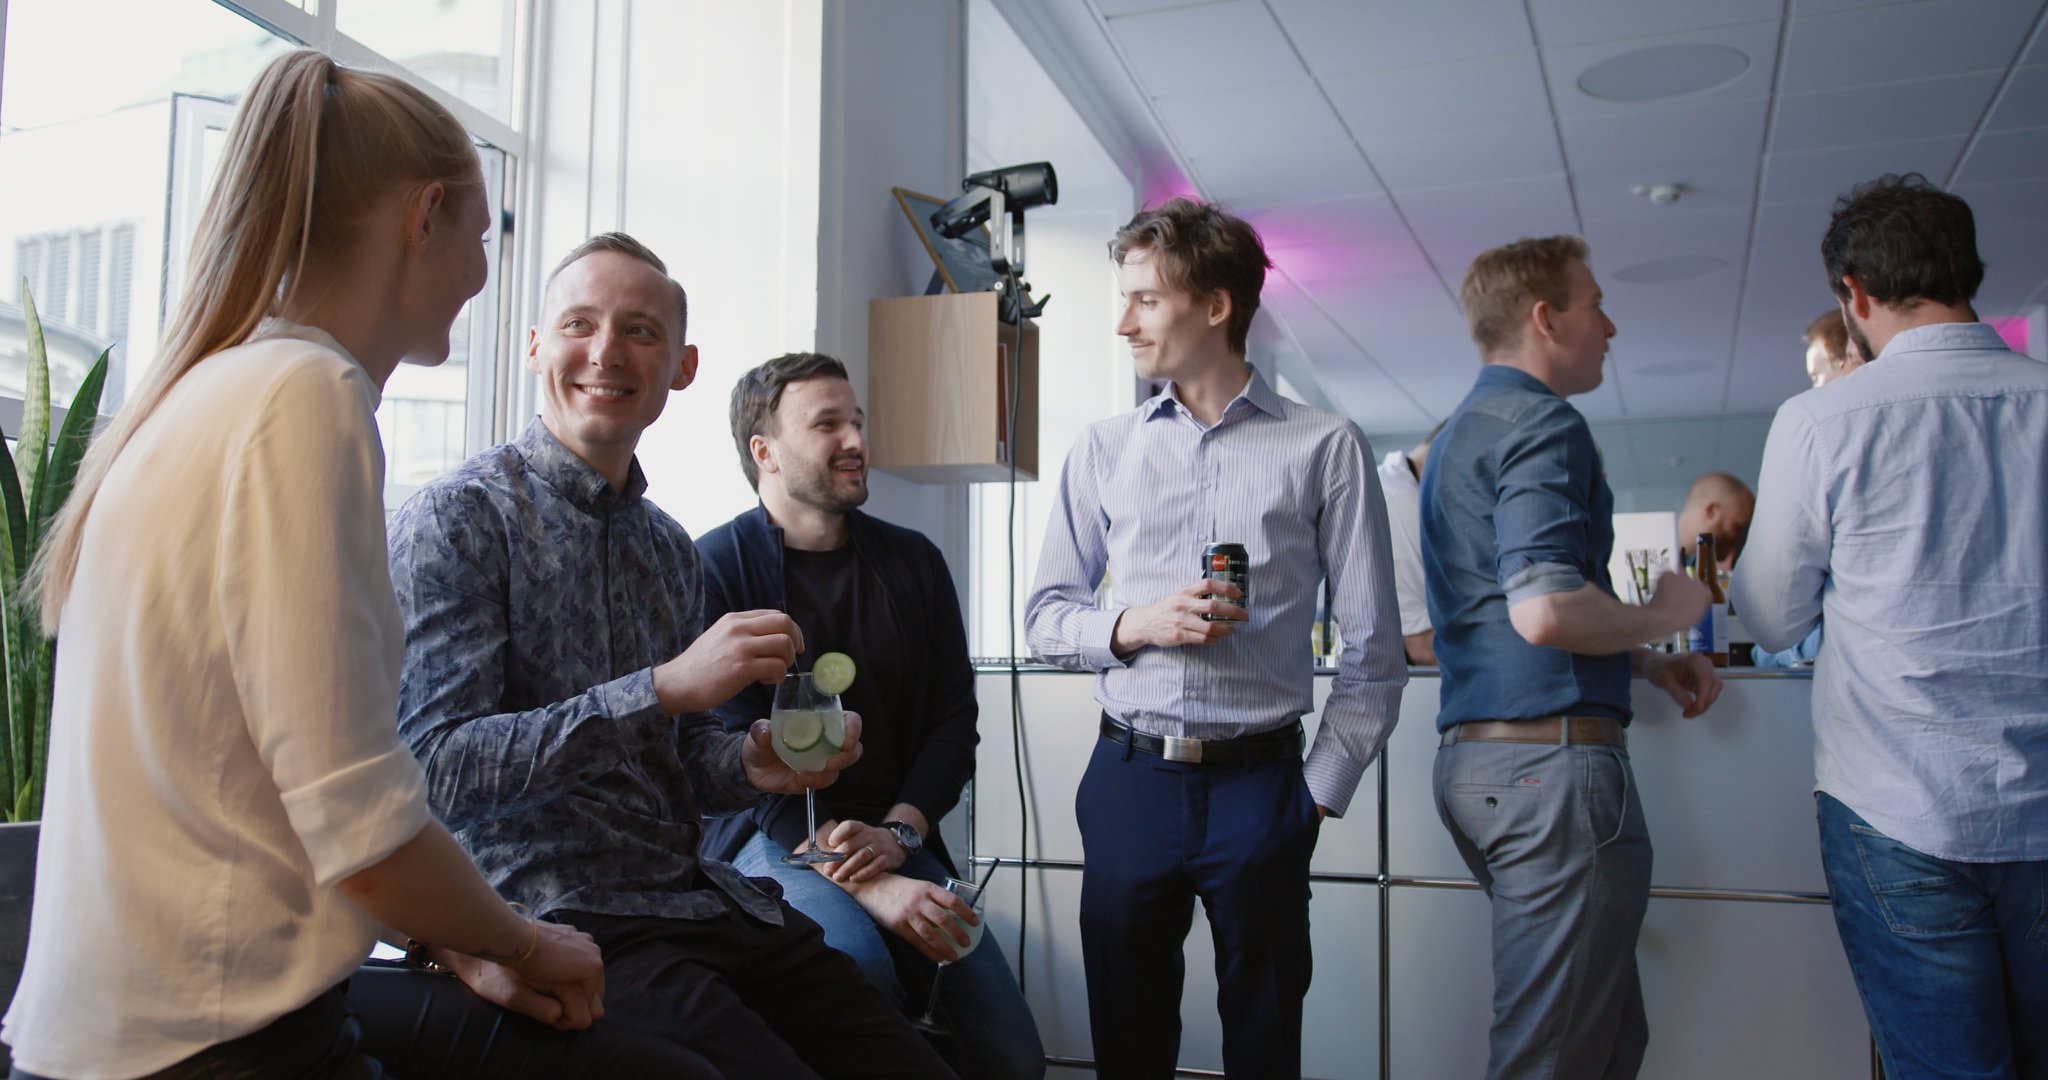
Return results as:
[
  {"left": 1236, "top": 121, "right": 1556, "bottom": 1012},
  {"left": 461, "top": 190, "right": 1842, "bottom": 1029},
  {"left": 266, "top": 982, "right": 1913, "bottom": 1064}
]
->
[{"left": 527, "top": 250, "right": 696, "bottom": 475}]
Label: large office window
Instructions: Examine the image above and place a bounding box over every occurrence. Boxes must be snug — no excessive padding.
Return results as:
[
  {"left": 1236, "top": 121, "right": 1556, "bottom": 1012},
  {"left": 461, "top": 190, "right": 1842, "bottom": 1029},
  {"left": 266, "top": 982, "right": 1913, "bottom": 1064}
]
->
[{"left": 0, "top": 0, "right": 525, "bottom": 512}]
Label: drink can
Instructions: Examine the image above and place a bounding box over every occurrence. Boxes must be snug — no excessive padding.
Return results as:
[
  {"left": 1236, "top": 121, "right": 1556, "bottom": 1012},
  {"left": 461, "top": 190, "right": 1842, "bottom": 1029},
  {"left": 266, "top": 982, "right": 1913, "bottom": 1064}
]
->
[{"left": 1202, "top": 542, "right": 1250, "bottom": 622}]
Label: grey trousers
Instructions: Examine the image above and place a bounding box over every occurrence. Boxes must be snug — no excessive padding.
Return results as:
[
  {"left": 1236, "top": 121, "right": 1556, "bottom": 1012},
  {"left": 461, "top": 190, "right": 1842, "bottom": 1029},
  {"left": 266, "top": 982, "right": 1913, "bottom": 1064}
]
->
[{"left": 1433, "top": 737, "right": 1654, "bottom": 1080}]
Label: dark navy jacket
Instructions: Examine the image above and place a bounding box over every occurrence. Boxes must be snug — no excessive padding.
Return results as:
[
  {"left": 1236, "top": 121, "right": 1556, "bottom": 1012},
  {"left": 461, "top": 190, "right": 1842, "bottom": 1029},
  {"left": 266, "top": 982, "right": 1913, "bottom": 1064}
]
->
[{"left": 696, "top": 504, "right": 977, "bottom": 872}]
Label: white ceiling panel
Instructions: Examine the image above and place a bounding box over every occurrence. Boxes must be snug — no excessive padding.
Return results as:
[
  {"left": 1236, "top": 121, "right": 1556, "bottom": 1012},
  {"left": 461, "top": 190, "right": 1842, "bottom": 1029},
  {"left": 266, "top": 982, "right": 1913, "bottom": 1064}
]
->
[
  {"left": 1398, "top": 372, "right": 1492, "bottom": 419},
  {"left": 1396, "top": 175, "right": 1583, "bottom": 282},
  {"left": 1544, "top": 20, "right": 1783, "bottom": 121},
  {"left": 1103, "top": 1, "right": 1301, "bottom": 100},
  {"left": 1270, "top": 0, "right": 1534, "bottom": 70},
  {"left": 1260, "top": 277, "right": 1437, "bottom": 431},
  {"left": 1583, "top": 207, "right": 1755, "bottom": 267},
  {"left": 1560, "top": 95, "right": 1768, "bottom": 218},
  {"left": 1318, "top": 49, "right": 1553, "bottom": 142},
  {"left": 1778, "top": 0, "right": 2044, "bottom": 95},
  {"left": 1616, "top": 370, "right": 1737, "bottom": 418},
  {"left": 2028, "top": 18, "right": 2048, "bottom": 64},
  {"left": 1572, "top": 372, "right": 1628, "bottom": 422},
  {"left": 1985, "top": 66, "right": 2048, "bottom": 129},
  {"left": 1529, "top": 0, "right": 1781, "bottom": 48},
  {"left": 1151, "top": 89, "right": 1381, "bottom": 203},
  {"left": 1724, "top": 334, "right": 1820, "bottom": 413},
  {"left": 1758, "top": 136, "right": 1969, "bottom": 213},
  {"left": 1953, "top": 126, "right": 2048, "bottom": 183},
  {"left": 1362, "top": 119, "right": 1568, "bottom": 193},
  {"left": 1769, "top": 72, "right": 2003, "bottom": 152},
  {"left": 1095, "top": 0, "right": 1232, "bottom": 15},
  {"left": 1315, "top": 274, "right": 1473, "bottom": 377}
]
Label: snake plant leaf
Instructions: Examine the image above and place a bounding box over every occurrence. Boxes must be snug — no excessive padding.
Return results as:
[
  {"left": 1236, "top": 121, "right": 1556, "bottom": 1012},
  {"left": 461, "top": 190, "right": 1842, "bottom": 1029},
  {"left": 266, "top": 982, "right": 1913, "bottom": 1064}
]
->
[
  {"left": 34, "top": 350, "right": 109, "bottom": 546},
  {"left": 17, "top": 281, "right": 50, "bottom": 517},
  {"left": 24, "top": 632, "right": 50, "bottom": 820}
]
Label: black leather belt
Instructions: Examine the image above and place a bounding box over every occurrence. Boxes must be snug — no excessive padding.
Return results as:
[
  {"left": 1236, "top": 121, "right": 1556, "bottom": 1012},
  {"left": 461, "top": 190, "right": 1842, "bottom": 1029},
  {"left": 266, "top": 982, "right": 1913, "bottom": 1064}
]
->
[{"left": 1099, "top": 714, "right": 1303, "bottom": 765}]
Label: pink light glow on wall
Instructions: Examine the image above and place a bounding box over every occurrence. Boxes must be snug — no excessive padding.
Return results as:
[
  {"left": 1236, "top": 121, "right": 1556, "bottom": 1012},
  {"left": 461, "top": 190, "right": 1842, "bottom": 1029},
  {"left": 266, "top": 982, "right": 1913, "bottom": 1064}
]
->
[{"left": 1989, "top": 315, "right": 2030, "bottom": 355}]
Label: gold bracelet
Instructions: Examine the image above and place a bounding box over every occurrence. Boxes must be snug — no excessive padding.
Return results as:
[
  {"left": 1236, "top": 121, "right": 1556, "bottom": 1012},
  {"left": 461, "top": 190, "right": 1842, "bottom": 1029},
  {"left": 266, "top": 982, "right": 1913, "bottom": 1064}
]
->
[{"left": 508, "top": 902, "right": 539, "bottom": 964}]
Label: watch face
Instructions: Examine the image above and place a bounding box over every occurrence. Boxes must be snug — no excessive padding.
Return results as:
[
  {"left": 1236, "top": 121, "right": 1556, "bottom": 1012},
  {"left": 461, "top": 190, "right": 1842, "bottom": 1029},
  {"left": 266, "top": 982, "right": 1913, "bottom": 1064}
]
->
[{"left": 890, "top": 822, "right": 921, "bottom": 850}]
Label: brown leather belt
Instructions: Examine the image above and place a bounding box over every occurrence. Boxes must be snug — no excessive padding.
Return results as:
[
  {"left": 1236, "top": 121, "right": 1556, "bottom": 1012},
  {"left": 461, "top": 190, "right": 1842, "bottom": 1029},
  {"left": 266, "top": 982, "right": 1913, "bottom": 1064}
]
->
[{"left": 1440, "top": 715, "right": 1626, "bottom": 747}]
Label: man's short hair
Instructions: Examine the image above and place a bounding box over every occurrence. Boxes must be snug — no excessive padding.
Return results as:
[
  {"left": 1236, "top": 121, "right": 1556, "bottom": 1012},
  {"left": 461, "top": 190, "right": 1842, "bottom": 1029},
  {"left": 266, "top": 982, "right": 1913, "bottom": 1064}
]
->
[
  {"left": 1109, "top": 198, "right": 1273, "bottom": 355},
  {"left": 546, "top": 232, "right": 690, "bottom": 338},
  {"left": 1460, "top": 235, "right": 1590, "bottom": 356},
  {"left": 729, "top": 352, "right": 852, "bottom": 490},
  {"left": 1821, "top": 173, "right": 1982, "bottom": 309},
  {"left": 1804, "top": 309, "right": 1849, "bottom": 361}
]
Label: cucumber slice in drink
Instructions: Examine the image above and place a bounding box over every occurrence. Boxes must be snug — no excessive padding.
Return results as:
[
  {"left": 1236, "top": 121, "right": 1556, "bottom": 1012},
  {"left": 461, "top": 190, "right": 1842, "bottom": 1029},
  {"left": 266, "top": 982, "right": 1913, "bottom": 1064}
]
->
[
  {"left": 821, "top": 709, "right": 846, "bottom": 751},
  {"left": 779, "top": 711, "right": 825, "bottom": 752},
  {"left": 813, "top": 652, "right": 857, "bottom": 696}
]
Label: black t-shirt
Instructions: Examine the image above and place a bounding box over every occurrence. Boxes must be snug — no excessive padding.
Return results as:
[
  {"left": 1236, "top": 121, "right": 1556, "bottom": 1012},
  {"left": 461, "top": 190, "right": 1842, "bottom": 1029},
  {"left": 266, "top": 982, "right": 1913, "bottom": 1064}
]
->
[{"left": 782, "top": 544, "right": 902, "bottom": 824}]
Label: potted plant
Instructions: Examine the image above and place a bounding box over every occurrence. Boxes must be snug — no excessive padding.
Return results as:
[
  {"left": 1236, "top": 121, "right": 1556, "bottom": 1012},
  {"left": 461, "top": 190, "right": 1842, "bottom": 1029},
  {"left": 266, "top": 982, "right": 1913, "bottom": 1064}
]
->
[{"left": 0, "top": 282, "right": 110, "bottom": 1020}]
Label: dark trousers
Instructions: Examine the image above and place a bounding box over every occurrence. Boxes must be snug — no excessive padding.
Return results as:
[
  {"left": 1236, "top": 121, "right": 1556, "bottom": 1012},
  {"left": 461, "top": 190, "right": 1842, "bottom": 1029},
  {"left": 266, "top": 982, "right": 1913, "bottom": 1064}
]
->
[
  {"left": 1074, "top": 734, "right": 1321, "bottom": 1079},
  {"left": 567, "top": 904, "right": 957, "bottom": 1079},
  {"left": 11, "top": 983, "right": 379, "bottom": 1080},
  {"left": 345, "top": 961, "right": 722, "bottom": 1078}
]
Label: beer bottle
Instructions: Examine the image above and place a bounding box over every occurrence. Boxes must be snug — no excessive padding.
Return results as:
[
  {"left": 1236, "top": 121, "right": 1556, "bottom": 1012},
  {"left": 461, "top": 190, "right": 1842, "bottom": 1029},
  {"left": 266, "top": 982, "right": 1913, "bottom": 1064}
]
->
[{"left": 1687, "top": 533, "right": 1730, "bottom": 666}]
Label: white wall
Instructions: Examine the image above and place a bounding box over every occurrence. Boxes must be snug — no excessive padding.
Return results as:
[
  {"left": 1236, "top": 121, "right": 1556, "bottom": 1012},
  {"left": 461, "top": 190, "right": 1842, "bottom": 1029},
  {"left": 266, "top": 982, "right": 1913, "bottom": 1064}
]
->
[
  {"left": 814, "top": 0, "right": 972, "bottom": 593},
  {"left": 964, "top": 0, "right": 1135, "bottom": 656}
]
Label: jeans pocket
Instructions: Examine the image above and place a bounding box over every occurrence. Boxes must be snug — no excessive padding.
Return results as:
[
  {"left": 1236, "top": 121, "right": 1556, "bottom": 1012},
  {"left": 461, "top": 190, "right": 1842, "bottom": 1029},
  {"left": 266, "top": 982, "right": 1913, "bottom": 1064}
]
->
[
  {"left": 1585, "top": 748, "right": 1637, "bottom": 850},
  {"left": 1848, "top": 823, "right": 1990, "bottom": 937}
]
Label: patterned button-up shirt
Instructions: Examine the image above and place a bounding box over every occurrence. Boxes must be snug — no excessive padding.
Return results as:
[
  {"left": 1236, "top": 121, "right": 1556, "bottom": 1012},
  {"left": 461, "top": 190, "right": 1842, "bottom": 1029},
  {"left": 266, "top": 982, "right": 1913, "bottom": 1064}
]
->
[{"left": 388, "top": 419, "right": 778, "bottom": 923}]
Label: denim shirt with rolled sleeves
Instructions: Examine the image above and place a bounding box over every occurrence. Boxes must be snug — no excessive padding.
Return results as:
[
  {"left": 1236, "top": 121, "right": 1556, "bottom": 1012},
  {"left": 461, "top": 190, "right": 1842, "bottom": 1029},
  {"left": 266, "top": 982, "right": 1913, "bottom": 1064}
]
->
[{"left": 1420, "top": 364, "right": 1631, "bottom": 732}]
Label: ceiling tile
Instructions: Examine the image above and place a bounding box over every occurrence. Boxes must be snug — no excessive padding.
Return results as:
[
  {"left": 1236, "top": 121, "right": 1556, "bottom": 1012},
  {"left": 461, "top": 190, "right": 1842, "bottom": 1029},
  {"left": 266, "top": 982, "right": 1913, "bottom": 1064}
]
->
[
  {"left": 1952, "top": 126, "right": 2048, "bottom": 184},
  {"left": 1583, "top": 207, "right": 1754, "bottom": 265},
  {"left": 1529, "top": 0, "right": 1781, "bottom": 48},
  {"left": 1572, "top": 375, "right": 1628, "bottom": 421},
  {"left": 1562, "top": 96, "right": 1768, "bottom": 218},
  {"left": 1096, "top": 0, "right": 1233, "bottom": 14},
  {"left": 1320, "top": 48, "right": 1553, "bottom": 142},
  {"left": 1778, "top": 0, "right": 2043, "bottom": 95},
  {"left": 1769, "top": 72, "right": 2002, "bottom": 152},
  {"left": 1105, "top": 1, "right": 1302, "bottom": 100},
  {"left": 1758, "top": 137, "right": 1968, "bottom": 214},
  {"left": 1271, "top": 0, "right": 1533, "bottom": 70},
  {"left": 1986, "top": 66, "right": 2048, "bottom": 129},
  {"left": 1614, "top": 370, "right": 1736, "bottom": 418},
  {"left": 1151, "top": 89, "right": 1381, "bottom": 203},
  {"left": 1395, "top": 175, "right": 1583, "bottom": 280},
  {"left": 1365, "top": 121, "right": 1568, "bottom": 192},
  {"left": 1544, "top": 20, "right": 1784, "bottom": 121}
]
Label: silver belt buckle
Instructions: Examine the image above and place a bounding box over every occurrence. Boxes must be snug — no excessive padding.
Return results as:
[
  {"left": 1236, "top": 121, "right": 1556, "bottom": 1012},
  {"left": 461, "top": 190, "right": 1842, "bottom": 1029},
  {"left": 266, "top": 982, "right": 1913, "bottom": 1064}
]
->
[{"left": 1161, "top": 734, "right": 1204, "bottom": 763}]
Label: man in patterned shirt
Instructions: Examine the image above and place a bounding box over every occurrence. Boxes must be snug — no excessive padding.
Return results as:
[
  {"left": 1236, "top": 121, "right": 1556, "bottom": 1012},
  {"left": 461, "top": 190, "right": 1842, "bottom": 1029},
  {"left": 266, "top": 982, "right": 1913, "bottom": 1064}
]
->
[{"left": 388, "top": 233, "right": 955, "bottom": 1078}]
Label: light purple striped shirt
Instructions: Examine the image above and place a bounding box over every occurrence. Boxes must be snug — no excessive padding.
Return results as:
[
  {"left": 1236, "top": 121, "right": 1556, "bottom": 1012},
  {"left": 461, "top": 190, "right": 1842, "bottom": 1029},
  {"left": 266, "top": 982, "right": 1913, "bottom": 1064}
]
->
[{"left": 1024, "top": 370, "right": 1407, "bottom": 815}]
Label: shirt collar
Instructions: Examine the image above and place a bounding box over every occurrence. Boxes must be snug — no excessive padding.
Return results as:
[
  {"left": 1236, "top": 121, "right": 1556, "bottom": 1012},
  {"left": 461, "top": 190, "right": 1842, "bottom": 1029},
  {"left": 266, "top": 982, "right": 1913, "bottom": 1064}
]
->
[
  {"left": 1145, "top": 368, "right": 1286, "bottom": 423},
  {"left": 515, "top": 416, "right": 648, "bottom": 511},
  {"left": 1476, "top": 363, "right": 1556, "bottom": 397},
  {"left": 1876, "top": 321, "right": 2010, "bottom": 361},
  {"left": 251, "top": 318, "right": 380, "bottom": 407}
]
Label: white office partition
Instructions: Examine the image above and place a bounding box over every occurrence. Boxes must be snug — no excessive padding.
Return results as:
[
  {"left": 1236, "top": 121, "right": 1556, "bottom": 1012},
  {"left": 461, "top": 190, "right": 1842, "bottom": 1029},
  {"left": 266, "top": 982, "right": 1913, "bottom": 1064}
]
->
[{"left": 966, "top": 669, "right": 1871, "bottom": 1077}]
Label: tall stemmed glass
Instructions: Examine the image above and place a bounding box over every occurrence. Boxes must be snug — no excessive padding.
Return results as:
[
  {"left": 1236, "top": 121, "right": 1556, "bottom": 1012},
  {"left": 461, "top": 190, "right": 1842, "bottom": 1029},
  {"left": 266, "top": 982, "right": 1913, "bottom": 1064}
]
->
[
  {"left": 910, "top": 876, "right": 987, "bottom": 1034},
  {"left": 770, "top": 672, "right": 846, "bottom": 867}
]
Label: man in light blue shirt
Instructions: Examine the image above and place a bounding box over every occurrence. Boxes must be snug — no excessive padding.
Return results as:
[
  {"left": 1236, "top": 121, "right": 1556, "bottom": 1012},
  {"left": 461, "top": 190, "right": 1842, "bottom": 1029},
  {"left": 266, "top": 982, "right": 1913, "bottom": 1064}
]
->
[
  {"left": 1733, "top": 174, "right": 2048, "bottom": 1079},
  {"left": 1026, "top": 198, "right": 1406, "bottom": 1077}
]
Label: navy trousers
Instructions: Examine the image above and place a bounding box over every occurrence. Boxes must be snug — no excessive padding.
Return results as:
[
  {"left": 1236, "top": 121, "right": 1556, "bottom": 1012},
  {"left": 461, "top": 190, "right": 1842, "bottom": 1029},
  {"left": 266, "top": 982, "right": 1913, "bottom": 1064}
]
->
[{"left": 1074, "top": 732, "right": 1322, "bottom": 1079}]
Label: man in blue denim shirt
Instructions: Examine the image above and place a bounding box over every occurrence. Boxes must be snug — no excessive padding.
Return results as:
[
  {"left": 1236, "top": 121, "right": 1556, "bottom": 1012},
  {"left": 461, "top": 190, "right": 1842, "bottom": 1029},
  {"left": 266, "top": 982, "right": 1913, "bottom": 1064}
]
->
[
  {"left": 1733, "top": 175, "right": 2048, "bottom": 1079},
  {"left": 1422, "top": 236, "right": 1721, "bottom": 1080},
  {"left": 389, "top": 233, "right": 954, "bottom": 1079}
]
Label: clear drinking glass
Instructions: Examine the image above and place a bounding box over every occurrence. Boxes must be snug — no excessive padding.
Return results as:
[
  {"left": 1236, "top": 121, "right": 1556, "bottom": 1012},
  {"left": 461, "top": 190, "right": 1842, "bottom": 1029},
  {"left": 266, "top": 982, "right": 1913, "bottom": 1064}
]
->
[
  {"left": 910, "top": 876, "right": 987, "bottom": 1034},
  {"left": 770, "top": 672, "right": 846, "bottom": 867}
]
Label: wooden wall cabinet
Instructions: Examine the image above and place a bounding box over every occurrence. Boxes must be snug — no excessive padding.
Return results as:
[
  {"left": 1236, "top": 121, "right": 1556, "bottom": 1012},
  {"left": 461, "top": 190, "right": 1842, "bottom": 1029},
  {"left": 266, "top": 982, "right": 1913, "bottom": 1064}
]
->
[{"left": 867, "top": 291, "right": 1038, "bottom": 483}]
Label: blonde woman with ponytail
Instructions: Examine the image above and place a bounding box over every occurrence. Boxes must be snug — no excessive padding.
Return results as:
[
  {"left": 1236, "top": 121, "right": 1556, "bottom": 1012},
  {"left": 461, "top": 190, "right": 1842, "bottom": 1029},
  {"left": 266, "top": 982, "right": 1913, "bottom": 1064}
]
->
[{"left": 0, "top": 51, "right": 609, "bottom": 1079}]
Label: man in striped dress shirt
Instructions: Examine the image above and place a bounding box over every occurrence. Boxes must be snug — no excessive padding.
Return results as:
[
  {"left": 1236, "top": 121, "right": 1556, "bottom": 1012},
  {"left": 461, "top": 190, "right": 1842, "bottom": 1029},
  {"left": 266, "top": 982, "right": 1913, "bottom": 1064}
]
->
[{"left": 1025, "top": 198, "right": 1407, "bottom": 1078}]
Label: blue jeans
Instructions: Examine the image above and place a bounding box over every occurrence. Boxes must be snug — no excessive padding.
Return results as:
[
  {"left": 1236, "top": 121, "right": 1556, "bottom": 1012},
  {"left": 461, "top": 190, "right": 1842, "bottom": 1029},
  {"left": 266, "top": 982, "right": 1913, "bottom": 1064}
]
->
[
  {"left": 1434, "top": 737, "right": 1653, "bottom": 1080},
  {"left": 1816, "top": 792, "right": 2048, "bottom": 1079},
  {"left": 734, "top": 832, "right": 1045, "bottom": 1080}
]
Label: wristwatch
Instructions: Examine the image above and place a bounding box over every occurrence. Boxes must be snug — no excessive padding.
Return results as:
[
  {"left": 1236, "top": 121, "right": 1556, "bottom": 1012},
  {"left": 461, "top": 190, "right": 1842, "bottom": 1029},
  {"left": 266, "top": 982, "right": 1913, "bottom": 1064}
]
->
[{"left": 881, "top": 819, "right": 923, "bottom": 855}]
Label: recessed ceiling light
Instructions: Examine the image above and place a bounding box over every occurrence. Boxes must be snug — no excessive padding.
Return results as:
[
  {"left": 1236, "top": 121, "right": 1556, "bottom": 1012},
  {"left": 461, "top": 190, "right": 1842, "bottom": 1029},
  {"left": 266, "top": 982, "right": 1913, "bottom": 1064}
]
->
[
  {"left": 1611, "top": 254, "right": 1729, "bottom": 284},
  {"left": 1578, "top": 44, "right": 1750, "bottom": 102}
]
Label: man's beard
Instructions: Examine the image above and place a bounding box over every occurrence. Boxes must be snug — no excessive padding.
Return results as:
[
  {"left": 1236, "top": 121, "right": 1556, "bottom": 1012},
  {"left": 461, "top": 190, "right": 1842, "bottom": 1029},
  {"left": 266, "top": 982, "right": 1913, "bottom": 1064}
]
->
[
  {"left": 1844, "top": 310, "right": 1876, "bottom": 364},
  {"left": 788, "top": 456, "right": 869, "bottom": 513}
]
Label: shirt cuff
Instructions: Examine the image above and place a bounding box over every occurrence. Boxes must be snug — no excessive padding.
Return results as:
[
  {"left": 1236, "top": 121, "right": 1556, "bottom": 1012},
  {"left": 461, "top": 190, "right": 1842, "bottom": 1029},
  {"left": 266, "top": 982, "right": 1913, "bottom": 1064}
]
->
[
  {"left": 280, "top": 745, "right": 433, "bottom": 887},
  {"left": 1302, "top": 749, "right": 1367, "bottom": 818},
  {"left": 1079, "top": 607, "right": 1131, "bottom": 670},
  {"left": 603, "top": 668, "right": 664, "bottom": 718},
  {"left": 1501, "top": 561, "right": 1587, "bottom": 605}
]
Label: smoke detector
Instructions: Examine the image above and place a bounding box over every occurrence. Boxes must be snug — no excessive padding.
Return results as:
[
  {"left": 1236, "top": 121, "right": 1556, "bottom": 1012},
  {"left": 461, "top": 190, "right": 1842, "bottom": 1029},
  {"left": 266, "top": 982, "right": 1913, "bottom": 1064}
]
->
[{"left": 1631, "top": 183, "right": 1685, "bottom": 206}]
